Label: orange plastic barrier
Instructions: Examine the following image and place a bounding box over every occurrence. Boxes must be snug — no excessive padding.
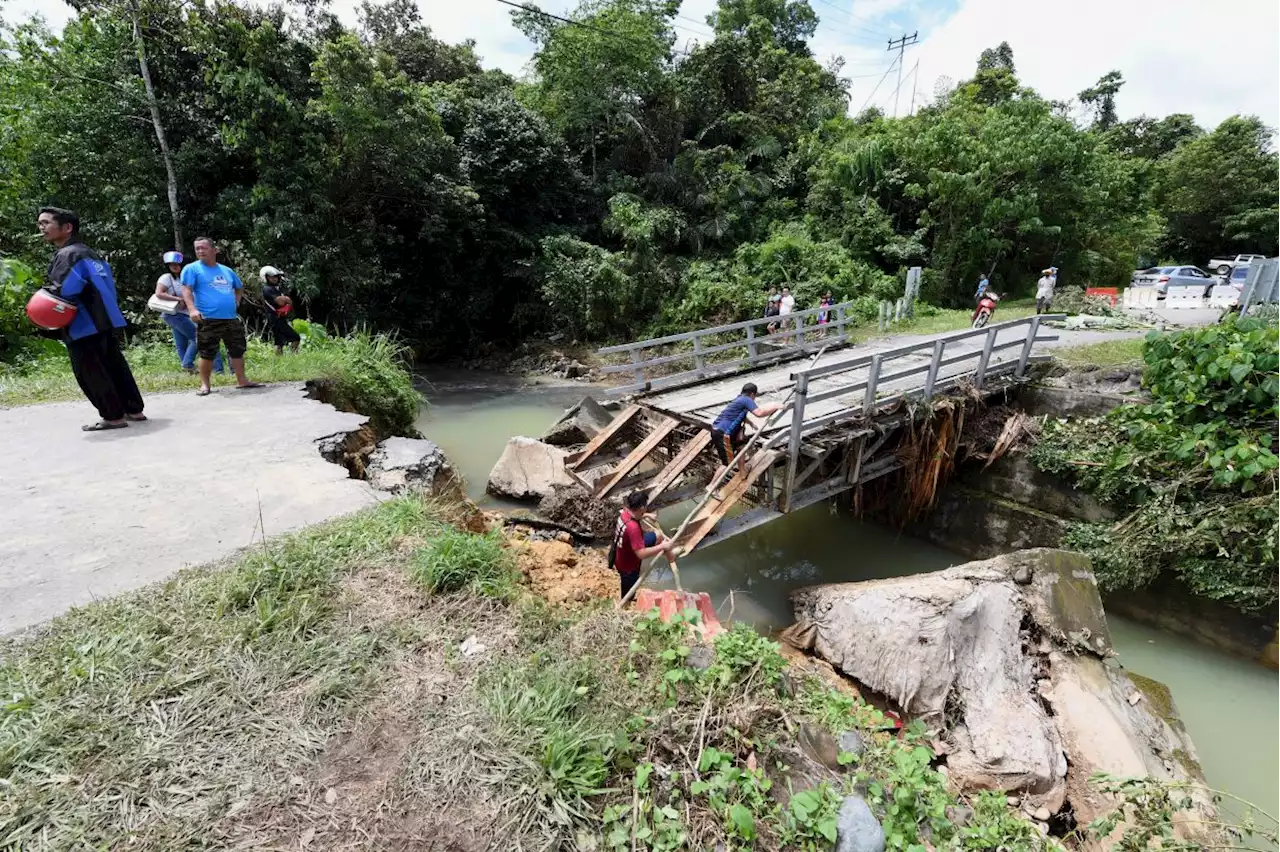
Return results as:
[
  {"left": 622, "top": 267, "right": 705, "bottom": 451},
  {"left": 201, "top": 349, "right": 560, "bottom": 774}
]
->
[
  {"left": 633, "top": 588, "right": 725, "bottom": 639},
  {"left": 1085, "top": 287, "right": 1119, "bottom": 306}
]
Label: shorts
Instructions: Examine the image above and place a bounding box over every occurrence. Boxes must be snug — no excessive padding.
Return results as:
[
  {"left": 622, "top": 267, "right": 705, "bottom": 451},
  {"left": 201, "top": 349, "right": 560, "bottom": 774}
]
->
[
  {"left": 617, "top": 532, "right": 658, "bottom": 599},
  {"left": 711, "top": 428, "right": 744, "bottom": 466},
  {"left": 270, "top": 316, "right": 301, "bottom": 346},
  {"left": 196, "top": 318, "right": 247, "bottom": 360}
]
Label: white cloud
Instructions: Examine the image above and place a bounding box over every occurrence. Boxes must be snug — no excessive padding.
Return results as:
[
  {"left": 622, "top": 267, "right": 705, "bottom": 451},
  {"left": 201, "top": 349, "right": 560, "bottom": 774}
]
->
[{"left": 913, "top": 0, "right": 1280, "bottom": 129}]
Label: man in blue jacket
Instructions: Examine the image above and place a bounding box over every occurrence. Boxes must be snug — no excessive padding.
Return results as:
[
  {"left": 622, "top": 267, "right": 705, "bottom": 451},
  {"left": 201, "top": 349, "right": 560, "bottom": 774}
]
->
[{"left": 38, "top": 207, "right": 145, "bottom": 431}]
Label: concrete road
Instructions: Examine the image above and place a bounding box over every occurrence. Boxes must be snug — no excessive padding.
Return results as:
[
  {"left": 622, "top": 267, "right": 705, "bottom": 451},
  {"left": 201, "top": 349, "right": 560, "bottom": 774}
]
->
[{"left": 0, "top": 384, "right": 382, "bottom": 634}]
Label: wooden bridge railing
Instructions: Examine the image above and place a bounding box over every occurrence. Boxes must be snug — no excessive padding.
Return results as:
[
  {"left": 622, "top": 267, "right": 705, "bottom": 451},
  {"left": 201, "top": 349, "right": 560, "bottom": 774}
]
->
[
  {"left": 597, "top": 300, "right": 861, "bottom": 396},
  {"left": 771, "top": 315, "right": 1063, "bottom": 511}
]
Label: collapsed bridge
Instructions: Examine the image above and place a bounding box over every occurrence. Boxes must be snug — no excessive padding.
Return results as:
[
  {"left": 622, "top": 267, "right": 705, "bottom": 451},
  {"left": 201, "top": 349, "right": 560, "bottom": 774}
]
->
[{"left": 565, "top": 302, "right": 1064, "bottom": 555}]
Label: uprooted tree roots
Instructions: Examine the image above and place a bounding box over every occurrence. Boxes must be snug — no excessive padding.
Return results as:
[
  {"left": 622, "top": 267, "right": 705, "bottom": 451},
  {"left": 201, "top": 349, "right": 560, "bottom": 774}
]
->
[{"left": 856, "top": 393, "right": 1041, "bottom": 525}]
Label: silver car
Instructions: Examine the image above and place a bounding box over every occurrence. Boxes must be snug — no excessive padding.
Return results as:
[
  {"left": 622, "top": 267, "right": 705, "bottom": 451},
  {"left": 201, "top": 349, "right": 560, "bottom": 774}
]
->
[{"left": 1130, "top": 265, "right": 1215, "bottom": 296}]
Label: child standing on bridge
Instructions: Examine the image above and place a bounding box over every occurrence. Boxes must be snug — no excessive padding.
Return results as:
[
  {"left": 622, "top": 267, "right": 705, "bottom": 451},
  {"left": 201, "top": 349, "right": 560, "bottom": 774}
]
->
[{"left": 709, "top": 383, "right": 782, "bottom": 500}]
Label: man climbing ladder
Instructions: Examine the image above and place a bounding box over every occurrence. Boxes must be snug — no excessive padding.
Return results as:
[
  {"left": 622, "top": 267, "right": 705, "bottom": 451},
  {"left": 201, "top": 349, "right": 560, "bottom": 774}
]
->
[
  {"left": 709, "top": 382, "right": 782, "bottom": 499},
  {"left": 611, "top": 492, "right": 677, "bottom": 601}
]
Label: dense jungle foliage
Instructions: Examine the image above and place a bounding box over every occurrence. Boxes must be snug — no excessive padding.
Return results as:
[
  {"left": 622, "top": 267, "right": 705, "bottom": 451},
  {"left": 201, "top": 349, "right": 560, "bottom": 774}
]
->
[{"left": 1, "top": 0, "right": 1276, "bottom": 360}]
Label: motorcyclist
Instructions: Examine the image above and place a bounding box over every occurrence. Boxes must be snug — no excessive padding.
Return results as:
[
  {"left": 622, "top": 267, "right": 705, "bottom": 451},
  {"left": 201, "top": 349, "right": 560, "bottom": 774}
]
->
[{"left": 260, "top": 266, "right": 301, "bottom": 354}]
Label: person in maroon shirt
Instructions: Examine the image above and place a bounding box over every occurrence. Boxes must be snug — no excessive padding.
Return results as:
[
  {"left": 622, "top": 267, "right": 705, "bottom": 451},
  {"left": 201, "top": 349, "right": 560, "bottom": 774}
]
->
[{"left": 611, "top": 491, "right": 676, "bottom": 600}]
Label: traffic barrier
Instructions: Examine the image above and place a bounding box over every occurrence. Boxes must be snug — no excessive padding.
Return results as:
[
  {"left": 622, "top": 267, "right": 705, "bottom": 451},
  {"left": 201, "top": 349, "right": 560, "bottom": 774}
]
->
[
  {"left": 1165, "top": 285, "right": 1205, "bottom": 309},
  {"left": 1208, "top": 284, "right": 1241, "bottom": 309},
  {"left": 1085, "top": 287, "right": 1119, "bottom": 306},
  {"left": 1122, "top": 287, "right": 1159, "bottom": 309}
]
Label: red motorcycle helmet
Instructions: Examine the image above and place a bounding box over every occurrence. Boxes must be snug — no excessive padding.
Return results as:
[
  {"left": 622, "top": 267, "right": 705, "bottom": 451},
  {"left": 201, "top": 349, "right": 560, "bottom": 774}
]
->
[{"left": 26, "top": 289, "right": 78, "bottom": 330}]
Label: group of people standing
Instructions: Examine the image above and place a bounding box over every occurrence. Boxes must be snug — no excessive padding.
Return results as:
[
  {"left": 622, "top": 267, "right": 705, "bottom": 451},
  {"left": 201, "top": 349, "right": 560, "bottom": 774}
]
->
[
  {"left": 152, "top": 249, "right": 300, "bottom": 388},
  {"left": 762, "top": 288, "right": 836, "bottom": 336},
  {"left": 35, "top": 205, "right": 298, "bottom": 430}
]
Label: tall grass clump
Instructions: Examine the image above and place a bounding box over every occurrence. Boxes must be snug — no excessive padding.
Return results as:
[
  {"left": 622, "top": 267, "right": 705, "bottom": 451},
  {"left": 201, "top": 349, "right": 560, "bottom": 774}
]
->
[
  {"left": 311, "top": 330, "right": 422, "bottom": 437},
  {"left": 410, "top": 528, "right": 514, "bottom": 597}
]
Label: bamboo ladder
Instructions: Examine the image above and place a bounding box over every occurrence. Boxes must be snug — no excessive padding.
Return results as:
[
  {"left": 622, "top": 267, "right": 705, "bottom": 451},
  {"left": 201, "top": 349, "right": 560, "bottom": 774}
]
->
[{"left": 617, "top": 346, "right": 829, "bottom": 608}]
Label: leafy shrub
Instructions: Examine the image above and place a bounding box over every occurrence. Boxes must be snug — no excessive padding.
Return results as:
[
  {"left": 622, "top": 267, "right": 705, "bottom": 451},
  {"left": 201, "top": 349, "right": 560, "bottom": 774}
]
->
[
  {"left": 706, "top": 623, "right": 786, "bottom": 689},
  {"left": 1050, "top": 285, "right": 1117, "bottom": 316},
  {"left": 410, "top": 528, "right": 514, "bottom": 596},
  {"left": 1032, "top": 319, "right": 1279, "bottom": 611},
  {"left": 0, "top": 258, "right": 62, "bottom": 368},
  {"left": 538, "top": 235, "right": 636, "bottom": 341},
  {"left": 290, "top": 318, "right": 330, "bottom": 347},
  {"left": 316, "top": 330, "right": 422, "bottom": 437},
  {"left": 1244, "top": 302, "right": 1278, "bottom": 324},
  {"left": 657, "top": 227, "right": 898, "bottom": 332}
]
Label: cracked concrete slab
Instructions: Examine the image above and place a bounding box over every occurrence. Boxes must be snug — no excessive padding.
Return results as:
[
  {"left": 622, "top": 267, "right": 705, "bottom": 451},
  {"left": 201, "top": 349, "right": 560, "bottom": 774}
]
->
[{"left": 0, "top": 383, "right": 383, "bottom": 634}]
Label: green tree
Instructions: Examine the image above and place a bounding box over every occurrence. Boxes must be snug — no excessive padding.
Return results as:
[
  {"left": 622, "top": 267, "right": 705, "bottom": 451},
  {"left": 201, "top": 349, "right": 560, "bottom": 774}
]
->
[
  {"left": 512, "top": 0, "right": 677, "bottom": 182},
  {"left": 1155, "top": 115, "right": 1280, "bottom": 262},
  {"left": 1078, "top": 70, "right": 1124, "bottom": 131}
]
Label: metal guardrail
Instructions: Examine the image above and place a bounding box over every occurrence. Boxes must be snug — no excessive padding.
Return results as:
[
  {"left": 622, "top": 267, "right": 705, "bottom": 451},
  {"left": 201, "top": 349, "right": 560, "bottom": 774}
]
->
[
  {"left": 597, "top": 300, "right": 860, "bottom": 396},
  {"left": 774, "top": 315, "right": 1061, "bottom": 511}
]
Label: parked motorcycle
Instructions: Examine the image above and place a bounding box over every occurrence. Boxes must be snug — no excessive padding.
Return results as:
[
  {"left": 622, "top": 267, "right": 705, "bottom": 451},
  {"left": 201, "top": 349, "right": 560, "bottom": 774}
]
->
[{"left": 972, "top": 292, "right": 1000, "bottom": 328}]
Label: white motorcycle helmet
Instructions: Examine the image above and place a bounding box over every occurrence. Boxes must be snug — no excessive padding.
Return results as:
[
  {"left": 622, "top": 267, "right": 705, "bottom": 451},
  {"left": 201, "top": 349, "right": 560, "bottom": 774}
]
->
[{"left": 259, "top": 265, "right": 284, "bottom": 283}]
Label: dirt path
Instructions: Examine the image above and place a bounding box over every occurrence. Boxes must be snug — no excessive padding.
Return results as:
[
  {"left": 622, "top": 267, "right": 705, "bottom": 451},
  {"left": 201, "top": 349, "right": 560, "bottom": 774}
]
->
[{"left": 0, "top": 384, "right": 379, "bottom": 634}]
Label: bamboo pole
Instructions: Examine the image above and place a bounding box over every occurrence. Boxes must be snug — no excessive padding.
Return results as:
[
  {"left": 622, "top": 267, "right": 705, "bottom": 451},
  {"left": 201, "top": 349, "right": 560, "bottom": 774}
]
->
[{"left": 617, "top": 346, "right": 829, "bottom": 609}]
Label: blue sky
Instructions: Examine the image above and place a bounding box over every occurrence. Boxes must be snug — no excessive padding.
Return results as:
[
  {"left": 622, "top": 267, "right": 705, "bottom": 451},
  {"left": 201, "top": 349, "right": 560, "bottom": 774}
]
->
[{"left": 5, "top": 0, "right": 1277, "bottom": 129}]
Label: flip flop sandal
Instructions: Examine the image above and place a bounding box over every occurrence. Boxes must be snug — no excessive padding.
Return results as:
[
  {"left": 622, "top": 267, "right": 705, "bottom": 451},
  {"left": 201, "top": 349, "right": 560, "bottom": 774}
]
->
[
  {"left": 237, "top": 382, "right": 266, "bottom": 389},
  {"left": 197, "top": 388, "right": 213, "bottom": 397},
  {"left": 125, "top": 413, "right": 148, "bottom": 422},
  {"left": 82, "top": 420, "right": 127, "bottom": 432}
]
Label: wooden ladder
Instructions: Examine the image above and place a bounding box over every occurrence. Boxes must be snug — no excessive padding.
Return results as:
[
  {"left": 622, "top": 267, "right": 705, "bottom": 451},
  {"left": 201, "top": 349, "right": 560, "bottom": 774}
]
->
[
  {"left": 671, "top": 449, "right": 780, "bottom": 555},
  {"left": 567, "top": 404, "right": 642, "bottom": 471},
  {"left": 644, "top": 431, "right": 711, "bottom": 504},
  {"left": 593, "top": 416, "right": 680, "bottom": 498}
]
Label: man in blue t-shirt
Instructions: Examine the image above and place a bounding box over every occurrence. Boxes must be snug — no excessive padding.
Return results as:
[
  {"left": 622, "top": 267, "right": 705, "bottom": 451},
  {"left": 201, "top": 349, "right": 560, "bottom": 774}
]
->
[
  {"left": 180, "top": 236, "right": 263, "bottom": 396},
  {"left": 708, "top": 382, "right": 782, "bottom": 497}
]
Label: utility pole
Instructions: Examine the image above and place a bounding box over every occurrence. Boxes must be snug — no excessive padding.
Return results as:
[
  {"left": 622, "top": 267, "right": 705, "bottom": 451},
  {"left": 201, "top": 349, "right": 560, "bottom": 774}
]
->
[{"left": 886, "top": 31, "right": 918, "bottom": 117}]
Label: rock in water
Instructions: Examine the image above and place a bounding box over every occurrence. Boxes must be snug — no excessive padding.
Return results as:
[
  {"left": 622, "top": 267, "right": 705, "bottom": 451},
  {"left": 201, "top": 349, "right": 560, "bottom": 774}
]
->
[
  {"left": 791, "top": 548, "right": 1223, "bottom": 846},
  {"left": 487, "top": 437, "right": 575, "bottom": 502},
  {"left": 835, "top": 794, "right": 885, "bottom": 852},
  {"left": 792, "top": 552, "right": 1068, "bottom": 803},
  {"left": 542, "top": 396, "right": 614, "bottom": 447}
]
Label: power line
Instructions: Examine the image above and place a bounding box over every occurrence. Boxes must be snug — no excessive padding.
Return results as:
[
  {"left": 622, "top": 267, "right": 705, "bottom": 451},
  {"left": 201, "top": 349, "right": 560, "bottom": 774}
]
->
[
  {"left": 809, "top": 0, "right": 896, "bottom": 36},
  {"left": 674, "top": 12, "right": 713, "bottom": 34},
  {"left": 857, "top": 54, "right": 898, "bottom": 114},
  {"left": 908, "top": 58, "right": 919, "bottom": 115},
  {"left": 885, "top": 30, "right": 917, "bottom": 117},
  {"left": 882, "top": 58, "right": 918, "bottom": 115},
  {"left": 494, "top": 0, "right": 692, "bottom": 56}
]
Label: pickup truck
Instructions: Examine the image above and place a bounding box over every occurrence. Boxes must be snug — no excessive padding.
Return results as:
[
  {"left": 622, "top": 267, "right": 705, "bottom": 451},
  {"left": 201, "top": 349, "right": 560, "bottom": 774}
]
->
[{"left": 1207, "top": 254, "right": 1266, "bottom": 276}]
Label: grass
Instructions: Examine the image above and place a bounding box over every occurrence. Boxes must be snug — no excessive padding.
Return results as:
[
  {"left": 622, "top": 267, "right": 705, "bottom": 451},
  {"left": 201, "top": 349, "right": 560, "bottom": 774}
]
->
[
  {"left": 0, "top": 489, "right": 1242, "bottom": 850},
  {"left": 0, "top": 328, "right": 423, "bottom": 436},
  {"left": 410, "top": 527, "right": 516, "bottom": 596},
  {"left": 855, "top": 301, "right": 1038, "bottom": 341},
  {"left": 0, "top": 495, "right": 448, "bottom": 849},
  {"left": 1052, "top": 337, "right": 1147, "bottom": 368}
]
